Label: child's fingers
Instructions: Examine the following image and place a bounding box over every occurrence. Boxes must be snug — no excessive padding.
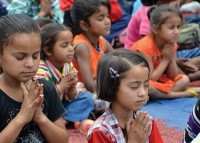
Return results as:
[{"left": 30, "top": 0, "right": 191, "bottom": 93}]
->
[
  {"left": 32, "top": 84, "right": 41, "bottom": 100},
  {"left": 33, "top": 94, "right": 44, "bottom": 107},
  {"left": 126, "top": 118, "right": 133, "bottom": 131},
  {"left": 134, "top": 112, "right": 147, "bottom": 125},
  {"left": 140, "top": 114, "right": 150, "bottom": 130},
  {"left": 143, "top": 122, "right": 151, "bottom": 133},
  {"left": 20, "top": 82, "right": 28, "bottom": 99},
  {"left": 38, "top": 84, "right": 44, "bottom": 96},
  {"left": 24, "top": 79, "right": 33, "bottom": 91}
]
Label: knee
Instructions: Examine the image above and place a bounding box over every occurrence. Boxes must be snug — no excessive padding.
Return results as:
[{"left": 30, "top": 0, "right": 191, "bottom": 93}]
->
[{"left": 179, "top": 75, "right": 190, "bottom": 85}]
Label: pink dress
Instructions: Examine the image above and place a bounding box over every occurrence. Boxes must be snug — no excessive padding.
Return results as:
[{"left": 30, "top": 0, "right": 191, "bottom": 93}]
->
[{"left": 125, "top": 6, "right": 150, "bottom": 49}]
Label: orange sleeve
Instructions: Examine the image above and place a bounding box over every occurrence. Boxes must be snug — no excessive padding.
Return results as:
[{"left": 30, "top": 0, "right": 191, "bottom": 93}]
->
[
  {"left": 88, "top": 130, "right": 113, "bottom": 143},
  {"left": 109, "top": 0, "right": 122, "bottom": 22},
  {"left": 149, "top": 119, "right": 163, "bottom": 143},
  {"left": 130, "top": 40, "right": 154, "bottom": 59}
]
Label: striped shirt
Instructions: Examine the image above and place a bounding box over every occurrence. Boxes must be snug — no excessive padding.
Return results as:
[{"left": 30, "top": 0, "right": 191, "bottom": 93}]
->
[{"left": 184, "top": 98, "right": 200, "bottom": 143}]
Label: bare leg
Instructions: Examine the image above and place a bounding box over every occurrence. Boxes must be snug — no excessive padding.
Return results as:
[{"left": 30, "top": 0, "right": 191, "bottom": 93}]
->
[
  {"left": 171, "top": 74, "right": 190, "bottom": 91},
  {"left": 188, "top": 71, "right": 200, "bottom": 81},
  {"left": 148, "top": 86, "right": 195, "bottom": 99}
]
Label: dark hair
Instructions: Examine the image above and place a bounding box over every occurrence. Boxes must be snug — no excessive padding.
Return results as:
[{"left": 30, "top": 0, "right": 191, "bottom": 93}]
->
[
  {"left": 35, "top": 17, "right": 55, "bottom": 28},
  {"left": 40, "top": 23, "right": 72, "bottom": 60},
  {"left": 141, "top": 0, "right": 159, "bottom": 6},
  {"left": 0, "top": 14, "right": 40, "bottom": 54},
  {"left": 66, "top": 0, "right": 111, "bottom": 35},
  {"left": 0, "top": 14, "right": 40, "bottom": 74},
  {"left": 150, "top": 5, "right": 183, "bottom": 29},
  {"left": 141, "top": 0, "right": 176, "bottom": 6},
  {"left": 96, "top": 49, "right": 151, "bottom": 102}
]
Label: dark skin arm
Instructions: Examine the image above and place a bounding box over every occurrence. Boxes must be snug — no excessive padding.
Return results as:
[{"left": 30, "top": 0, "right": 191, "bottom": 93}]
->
[
  {"left": 105, "top": 40, "right": 114, "bottom": 53},
  {"left": 75, "top": 43, "right": 95, "bottom": 92}
]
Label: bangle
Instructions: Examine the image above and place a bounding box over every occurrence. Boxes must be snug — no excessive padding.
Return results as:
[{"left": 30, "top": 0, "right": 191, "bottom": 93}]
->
[{"left": 56, "top": 84, "right": 64, "bottom": 96}]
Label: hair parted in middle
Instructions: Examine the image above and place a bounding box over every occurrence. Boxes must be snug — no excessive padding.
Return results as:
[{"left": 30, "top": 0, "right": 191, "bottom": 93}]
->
[
  {"left": 40, "top": 23, "right": 72, "bottom": 60},
  {"left": 69, "top": 0, "right": 111, "bottom": 35},
  {"left": 96, "top": 48, "right": 152, "bottom": 102},
  {"left": 149, "top": 5, "right": 183, "bottom": 29}
]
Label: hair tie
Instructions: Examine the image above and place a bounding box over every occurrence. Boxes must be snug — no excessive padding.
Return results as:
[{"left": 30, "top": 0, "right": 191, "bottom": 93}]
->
[{"left": 109, "top": 67, "right": 119, "bottom": 79}]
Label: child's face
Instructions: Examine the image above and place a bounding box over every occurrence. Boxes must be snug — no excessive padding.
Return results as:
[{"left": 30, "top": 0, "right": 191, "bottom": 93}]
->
[
  {"left": 154, "top": 15, "right": 182, "bottom": 44},
  {"left": 50, "top": 30, "right": 74, "bottom": 64},
  {"left": 87, "top": 5, "right": 111, "bottom": 36},
  {"left": 0, "top": 33, "right": 41, "bottom": 82},
  {"left": 114, "top": 65, "right": 149, "bottom": 112}
]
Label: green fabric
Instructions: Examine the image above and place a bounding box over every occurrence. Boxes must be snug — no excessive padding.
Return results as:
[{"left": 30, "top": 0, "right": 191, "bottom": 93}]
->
[
  {"left": 7, "top": 0, "right": 64, "bottom": 23},
  {"left": 178, "top": 23, "right": 200, "bottom": 45}
]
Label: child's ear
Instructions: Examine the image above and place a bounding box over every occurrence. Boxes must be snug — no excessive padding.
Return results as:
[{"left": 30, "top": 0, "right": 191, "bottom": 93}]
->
[
  {"left": 80, "top": 20, "right": 89, "bottom": 32},
  {"left": 43, "top": 47, "right": 52, "bottom": 56},
  {"left": 151, "top": 25, "right": 158, "bottom": 35}
]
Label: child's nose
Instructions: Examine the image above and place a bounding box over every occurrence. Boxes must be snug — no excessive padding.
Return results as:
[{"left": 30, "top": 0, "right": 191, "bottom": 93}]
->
[
  {"left": 25, "top": 58, "right": 35, "bottom": 67},
  {"left": 138, "top": 86, "right": 147, "bottom": 97},
  {"left": 105, "top": 17, "right": 111, "bottom": 25},
  {"left": 174, "top": 28, "right": 180, "bottom": 35},
  {"left": 68, "top": 45, "right": 74, "bottom": 51}
]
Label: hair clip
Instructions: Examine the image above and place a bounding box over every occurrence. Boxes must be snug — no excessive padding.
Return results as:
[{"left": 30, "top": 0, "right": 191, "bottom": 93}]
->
[{"left": 109, "top": 67, "right": 119, "bottom": 79}]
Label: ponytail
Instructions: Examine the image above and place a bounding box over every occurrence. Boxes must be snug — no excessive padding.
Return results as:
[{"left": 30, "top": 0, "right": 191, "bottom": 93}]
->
[{"left": 63, "top": 10, "right": 79, "bottom": 36}]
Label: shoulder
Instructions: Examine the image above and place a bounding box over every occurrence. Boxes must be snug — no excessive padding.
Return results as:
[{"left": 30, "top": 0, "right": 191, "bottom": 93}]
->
[
  {"left": 131, "top": 35, "right": 154, "bottom": 51},
  {"left": 88, "top": 109, "right": 116, "bottom": 135},
  {"left": 74, "top": 34, "right": 90, "bottom": 46},
  {"left": 74, "top": 35, "right": 90, "bottom": 53},
  {"left": 35, "top": 60, "right": 50, "bottom": 79}
]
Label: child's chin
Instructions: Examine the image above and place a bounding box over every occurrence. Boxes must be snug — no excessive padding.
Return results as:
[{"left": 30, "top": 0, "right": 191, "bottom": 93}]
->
[
  {"left": 104, "top": 31, "right": 110, "bottom": 36},
  {"left": 20, "top": 77, "right": 34, "bottom": 82}
]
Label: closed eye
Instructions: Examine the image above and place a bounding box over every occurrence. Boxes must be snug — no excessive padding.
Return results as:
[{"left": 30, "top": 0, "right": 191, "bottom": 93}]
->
[{"left": 33, "top": 52, "right": 40, "bottom": 59}]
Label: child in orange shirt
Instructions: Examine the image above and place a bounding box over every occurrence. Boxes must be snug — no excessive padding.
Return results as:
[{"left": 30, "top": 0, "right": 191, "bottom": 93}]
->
[
  {"left": 130, "top": 5, "right": 200, "bottom": 99},
  {"left": 69, "top": 0, "right": 113, "bottom": 93}
]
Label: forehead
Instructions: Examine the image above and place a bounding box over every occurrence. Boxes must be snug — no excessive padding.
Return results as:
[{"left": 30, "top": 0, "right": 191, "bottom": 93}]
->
[
  {"left": 162, "top": 15, "right": 182, "bottom": 25},
  {"left": 123, "top": 65, "right": 149, "bottom": 80},
  {"left": 5, "top": 32, "right": 41, "bottom": 52},
  {"left": 90, "top": 5, "right": 109, "bottom": 17},
  {"left": 56, "top": 30, "right": 73, "bottom": 42}
]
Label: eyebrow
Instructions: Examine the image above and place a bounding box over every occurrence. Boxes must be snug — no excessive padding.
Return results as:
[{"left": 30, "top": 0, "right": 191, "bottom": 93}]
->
[
  {"left": 14, "top": 51, "right": 40, "bottom": 55},
  {"left": 128, "top": 79, "right": 149, "bottom": 84}
]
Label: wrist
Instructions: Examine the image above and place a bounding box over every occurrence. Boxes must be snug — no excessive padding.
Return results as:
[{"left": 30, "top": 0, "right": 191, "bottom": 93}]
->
[
  {"left": 34, "top": 114, "right": 48, "bottom": 126},
  {"left": 15, "top": 113, "right": 29, "bottom": 127},
  {"left": 65, "top": 89, "right": 77, "bottom": 100},
  {"left": 56, "top": 84, "right": 64, "bottom": 95}
]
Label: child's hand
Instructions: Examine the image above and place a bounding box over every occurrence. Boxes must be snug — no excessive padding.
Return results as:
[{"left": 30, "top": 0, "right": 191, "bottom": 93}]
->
[
  {"left": 19, "top": 79, "right": 43, "bottom": 124},
  {"left": 161, "top": 43, "right": 174, "bottom": 61},
  {"left": 126, "top": 112, "right": 151, "bottom": 143},
  {"left": 38, "top": 0, "right": 54, "bottom": 18},
  {"left": 177, "top": 58, "right": 199, "bottom": 74},
  {"left": 59, "top": 70, "right": 78, "bottom": 93},
  {"left": 67, "top": 70, "right": 78, "bottom": 92},
  {"left": 33, "top": 84, "right": 45, "bottom": 123}
]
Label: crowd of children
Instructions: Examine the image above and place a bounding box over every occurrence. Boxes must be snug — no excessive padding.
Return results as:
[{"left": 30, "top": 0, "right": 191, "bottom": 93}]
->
[{"left": 1, "top": 0, "right": 200, "bottom": 142}]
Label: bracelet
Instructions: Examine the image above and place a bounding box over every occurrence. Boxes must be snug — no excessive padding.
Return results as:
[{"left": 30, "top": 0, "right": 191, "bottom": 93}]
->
[{"left": 56, "top": 84, "right": 64, "bottom": 96}]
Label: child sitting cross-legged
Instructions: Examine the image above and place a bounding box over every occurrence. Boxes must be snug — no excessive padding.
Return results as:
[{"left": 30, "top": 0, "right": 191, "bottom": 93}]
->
[{"left": 35, "top": 23, "right": 94, "bottom": 124}]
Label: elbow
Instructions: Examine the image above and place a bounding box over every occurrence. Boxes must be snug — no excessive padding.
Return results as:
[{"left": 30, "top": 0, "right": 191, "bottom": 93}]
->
[
  {"left": 55, "top": 131, "right": 68, "bottom": 143},
  {"left": 84, "top": 81, "right": 95, "bottom": 93},
  {"left": 85, "top": 84, "right": 95, "bottom": 93}
]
